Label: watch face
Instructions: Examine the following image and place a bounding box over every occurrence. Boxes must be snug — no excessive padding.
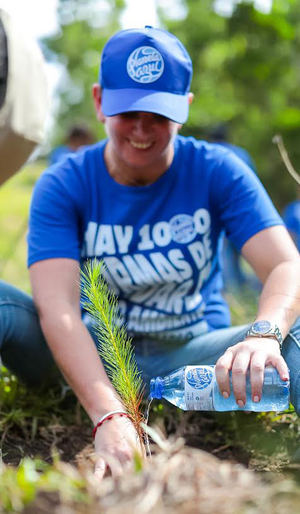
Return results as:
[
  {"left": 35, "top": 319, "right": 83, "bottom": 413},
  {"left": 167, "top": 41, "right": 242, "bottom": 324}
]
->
[{"left": 252, "top": 320, "right": 271, "bottom": 334}]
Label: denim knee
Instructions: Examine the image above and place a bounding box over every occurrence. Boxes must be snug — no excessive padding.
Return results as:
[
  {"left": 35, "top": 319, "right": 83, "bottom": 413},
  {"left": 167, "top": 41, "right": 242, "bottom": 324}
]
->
[
  {"left": 0, "top": 280, "right": 56, "bottom": 386},
  {"left": 282, "top": 317, "right": 300, "bottom": 415}
]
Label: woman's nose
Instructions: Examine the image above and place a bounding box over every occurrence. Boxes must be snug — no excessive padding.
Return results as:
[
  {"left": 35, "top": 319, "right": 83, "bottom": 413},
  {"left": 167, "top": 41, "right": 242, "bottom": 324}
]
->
[{"left": 132, "top": 113, "right": 154, "bottom": 133}]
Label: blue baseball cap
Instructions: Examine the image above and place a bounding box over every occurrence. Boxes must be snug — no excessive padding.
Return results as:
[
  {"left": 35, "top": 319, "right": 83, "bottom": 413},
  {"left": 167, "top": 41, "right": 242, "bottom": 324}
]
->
[{"left": 99, "top": 26, "right": 193, "bottom": 124}]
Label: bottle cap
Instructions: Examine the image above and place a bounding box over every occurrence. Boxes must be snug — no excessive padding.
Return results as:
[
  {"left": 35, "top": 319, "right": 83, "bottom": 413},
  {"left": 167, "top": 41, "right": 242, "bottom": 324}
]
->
[{"left": 150, "top": 377, "right": 164, "bottom": 399}]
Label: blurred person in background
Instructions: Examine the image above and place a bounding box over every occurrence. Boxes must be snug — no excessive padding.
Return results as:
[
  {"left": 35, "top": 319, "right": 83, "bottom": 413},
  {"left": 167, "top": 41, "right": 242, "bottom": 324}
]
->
[
  {"left": 210, "top": 124, "right": 257, "bottom": 172},
  {"left": 282, "top": 187, "right": 300, "bottom": 252},
  {"left": 0, "top": 27, "right": 299, "bottom": 482},
  {"left": 49, "top": 123, "right": 95, "bottom": 165},
  {"left": 209, "top": 124, "right": 260, "bottom": 293}
]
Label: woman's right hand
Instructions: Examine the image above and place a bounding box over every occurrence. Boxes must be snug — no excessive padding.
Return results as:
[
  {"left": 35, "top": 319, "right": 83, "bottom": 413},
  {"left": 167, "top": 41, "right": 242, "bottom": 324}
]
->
[{"left": 93, "top": 415, "right": 144, "bottom": 481}]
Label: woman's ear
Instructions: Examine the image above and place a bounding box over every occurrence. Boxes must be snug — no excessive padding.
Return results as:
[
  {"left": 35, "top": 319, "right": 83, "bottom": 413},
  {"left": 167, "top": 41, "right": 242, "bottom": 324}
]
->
[
  {"left": 92, "top": 84, "right": 106, "bottom": 123},
  {"left": 178, "top": 92, "right": 194, "bottom": 133}
]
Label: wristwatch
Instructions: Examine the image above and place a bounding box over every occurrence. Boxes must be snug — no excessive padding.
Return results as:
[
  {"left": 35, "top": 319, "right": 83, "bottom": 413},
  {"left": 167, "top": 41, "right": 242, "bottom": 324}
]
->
[{"left": 245, "top": 320, "right": 283, "bottom": 350}]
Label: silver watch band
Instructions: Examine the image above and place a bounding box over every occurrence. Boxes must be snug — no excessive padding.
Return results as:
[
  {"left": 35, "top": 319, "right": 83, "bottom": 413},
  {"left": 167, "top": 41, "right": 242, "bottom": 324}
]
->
[{"left": 245, "top": 321, "right": 283, "bottom": 350}]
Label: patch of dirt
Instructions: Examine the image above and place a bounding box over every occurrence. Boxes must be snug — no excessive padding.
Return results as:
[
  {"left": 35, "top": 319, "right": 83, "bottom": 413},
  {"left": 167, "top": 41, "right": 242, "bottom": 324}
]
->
[
  {"left": 1, "top": 423, "right": 91, "bottom": 466},
  {"left": 1, "top": 410, "right": 250, "bottom": 469},
  {"left": 162, "top": 409, "right": 251, "bottom": 465},
  {"left": 1, "top": 406, "right": 298, "bottom": 476}
]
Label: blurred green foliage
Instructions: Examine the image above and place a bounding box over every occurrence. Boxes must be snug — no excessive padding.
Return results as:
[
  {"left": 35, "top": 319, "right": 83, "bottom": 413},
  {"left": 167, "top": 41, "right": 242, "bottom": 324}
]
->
[
  {"left": 0, "top": 161, "right": 45, "bottom": 292},
  {"left": 44, "top": 0, "right": 300, "bottom": 209},
  {"left": 161, "top": 0, "right": 300, "bottom": 209},
  {"left": 0, "top": 458, "right": 89, "bottom": 512},
  {"left": 43, "top": 0, "right": 126, "bottom": 144}
]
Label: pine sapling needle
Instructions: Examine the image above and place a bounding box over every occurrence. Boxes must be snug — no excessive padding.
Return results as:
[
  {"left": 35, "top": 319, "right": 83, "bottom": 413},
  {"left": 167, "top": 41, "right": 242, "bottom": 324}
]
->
[{"left": 81, "top": 260, "right": 145, "bottom": 447}]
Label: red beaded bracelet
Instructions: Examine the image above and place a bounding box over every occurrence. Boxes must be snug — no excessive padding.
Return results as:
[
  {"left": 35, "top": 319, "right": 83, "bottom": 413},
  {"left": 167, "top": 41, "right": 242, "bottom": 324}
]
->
[{"left": 92, "top": 410, "right": 132, "bottom": 439}]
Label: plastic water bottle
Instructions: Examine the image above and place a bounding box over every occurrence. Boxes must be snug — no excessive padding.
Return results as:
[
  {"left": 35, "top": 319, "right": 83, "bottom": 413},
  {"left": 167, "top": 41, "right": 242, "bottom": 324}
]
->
[{"left": 150, "top": 365, "right": 290, "bottom": 412}]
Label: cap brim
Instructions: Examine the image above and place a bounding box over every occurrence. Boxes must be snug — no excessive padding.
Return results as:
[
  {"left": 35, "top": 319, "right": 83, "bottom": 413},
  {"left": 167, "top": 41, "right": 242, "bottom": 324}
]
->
[{"left": 101, "top": 88, "right": 189, "bottom": 124}]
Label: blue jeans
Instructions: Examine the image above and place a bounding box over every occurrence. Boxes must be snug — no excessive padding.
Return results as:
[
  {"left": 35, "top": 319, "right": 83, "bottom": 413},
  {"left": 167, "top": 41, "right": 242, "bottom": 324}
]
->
[{"left": 0, "top": 279, "right": 299, "bottom": 413}]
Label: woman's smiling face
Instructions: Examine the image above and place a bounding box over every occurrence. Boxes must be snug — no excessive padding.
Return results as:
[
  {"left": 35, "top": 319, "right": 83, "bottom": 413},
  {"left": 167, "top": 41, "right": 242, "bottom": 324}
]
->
[
  {"left": 92, "top": 84, "right": 185, "bottom": 185},
  {"left": 104, "top": 111, "right": 180, "bottom": 171}
]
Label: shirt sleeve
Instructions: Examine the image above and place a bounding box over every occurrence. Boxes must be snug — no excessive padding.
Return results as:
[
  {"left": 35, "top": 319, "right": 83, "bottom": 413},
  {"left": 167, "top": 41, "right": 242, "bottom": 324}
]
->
[
  {"left": 210, "top": 150, "right": 283, "bottom": 251},
  {"left": 27, "top": 165, "right": 82, "bottom": 267}
]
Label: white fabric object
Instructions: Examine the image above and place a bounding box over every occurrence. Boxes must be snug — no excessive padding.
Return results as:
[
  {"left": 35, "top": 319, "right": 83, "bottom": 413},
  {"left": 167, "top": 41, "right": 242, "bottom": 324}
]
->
[{"left": 0, "top": 9, "right": 49, "bottom": 184}]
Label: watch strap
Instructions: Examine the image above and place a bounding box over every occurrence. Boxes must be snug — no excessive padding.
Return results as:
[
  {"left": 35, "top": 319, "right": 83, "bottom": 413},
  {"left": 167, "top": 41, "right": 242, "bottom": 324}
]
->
[{"left": 245, "top": 321, "right": 283, "bottom": 350}]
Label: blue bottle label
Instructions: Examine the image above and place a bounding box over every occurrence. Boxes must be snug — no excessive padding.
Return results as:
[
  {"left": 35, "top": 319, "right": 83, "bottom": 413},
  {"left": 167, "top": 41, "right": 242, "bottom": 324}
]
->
[{"left": 185, "top": 366, "right": 214, "bottom": 410}]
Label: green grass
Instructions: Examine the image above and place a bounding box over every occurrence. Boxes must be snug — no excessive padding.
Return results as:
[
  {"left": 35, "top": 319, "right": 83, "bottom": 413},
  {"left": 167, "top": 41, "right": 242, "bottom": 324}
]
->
[
  {"left": 0, "top": 160, "right": 45, "bottom": 293},
  {"left": 0, "top": 458, "right": 91, "bottom": 512}
]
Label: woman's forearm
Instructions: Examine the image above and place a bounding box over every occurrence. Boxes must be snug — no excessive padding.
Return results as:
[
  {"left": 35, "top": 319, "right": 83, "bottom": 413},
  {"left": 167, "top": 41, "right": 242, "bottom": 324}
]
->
[
  {"left": 255, "top": 260, "right": 300, "bottom": 338},
  {"left": 39, "top": 302, "right": 124, "bottom": 424}
]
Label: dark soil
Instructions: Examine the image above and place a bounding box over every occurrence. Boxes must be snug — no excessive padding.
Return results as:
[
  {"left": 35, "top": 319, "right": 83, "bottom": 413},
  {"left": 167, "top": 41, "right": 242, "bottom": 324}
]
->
[
  {"left": 2, "top": 404, "right": 298, "bottom": 476},
  {"left": 1, "top": 423, "right": 91, "bottom": 466},
  {"left": 2, "top": 414, "right": 246, "bottom": 468},
  {"left": 1, "top": 392, "right": 250, "bottom": 469},
  {"left": 1, "top": 387, "right": 299, "bottom": 482}
]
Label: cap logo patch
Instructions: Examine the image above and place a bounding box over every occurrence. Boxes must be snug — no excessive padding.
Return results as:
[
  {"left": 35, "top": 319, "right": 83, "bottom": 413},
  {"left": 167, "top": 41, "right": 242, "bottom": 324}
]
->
[{"left": 127, "top": 46, "right": 164, "bottom": 84}]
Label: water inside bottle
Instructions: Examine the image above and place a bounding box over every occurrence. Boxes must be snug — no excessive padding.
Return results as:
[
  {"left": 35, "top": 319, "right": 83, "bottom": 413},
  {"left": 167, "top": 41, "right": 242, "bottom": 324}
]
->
[
  {"left": 149, "top": 365, "right": 290, "bottom": 412},
  {"left": 213, "top": 367, "right": 290, "bottom": 412},
  {"left": 157, "top": 370, "right": 187, "bottom": 409}
]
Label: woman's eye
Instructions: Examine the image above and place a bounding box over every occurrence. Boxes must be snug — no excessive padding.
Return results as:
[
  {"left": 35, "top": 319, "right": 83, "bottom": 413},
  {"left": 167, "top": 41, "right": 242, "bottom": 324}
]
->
[
  {"left": 120, "top": 112, "right": 137, "bottom": 120},
  {"left": 154, "top": 114, "right": 168, "bottom": 123},
  {"left": 119, "top": 112, "right": 169, "bottom": 123}
]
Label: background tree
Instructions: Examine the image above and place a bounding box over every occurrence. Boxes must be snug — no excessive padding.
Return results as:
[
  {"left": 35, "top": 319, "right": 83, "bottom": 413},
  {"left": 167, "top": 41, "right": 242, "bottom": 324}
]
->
[
  {"left": 159, "top": 0, "right": 300, "bottom": 209},
  {"left": 43, "top": 0, "right": 125, "bottom": 144}
]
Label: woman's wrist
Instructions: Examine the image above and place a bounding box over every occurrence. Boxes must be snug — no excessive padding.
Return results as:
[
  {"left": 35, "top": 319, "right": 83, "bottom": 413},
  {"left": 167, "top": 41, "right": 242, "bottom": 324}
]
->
[
  {"left": 89, "top": 396, "right": 125, "bottom": 425},
  {"left": 92, "top": 410, "right": 131, "bottom": 438},
  {"left": 83, "top": 381, "right": 125, "bottom": 425},
  {"left": 243, "top": 334, "right": 282, "bottom": 351}
]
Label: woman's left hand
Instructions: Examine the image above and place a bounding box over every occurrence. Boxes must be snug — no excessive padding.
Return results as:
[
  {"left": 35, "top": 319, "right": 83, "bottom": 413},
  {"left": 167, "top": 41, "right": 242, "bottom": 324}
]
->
[{"left": 215, "top": 337, "right": 289, "bottom": 407}]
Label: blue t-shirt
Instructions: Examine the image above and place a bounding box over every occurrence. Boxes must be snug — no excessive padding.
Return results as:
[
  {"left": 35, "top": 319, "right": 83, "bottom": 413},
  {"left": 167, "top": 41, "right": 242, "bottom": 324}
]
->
[
  {"left": 215, "top": 142, "right": 257, "bottom": 172},
  {"left": 283, "top": 200, "right": 300, "bottom": 251},
  {"left": 28, "top": 136, "right": 282, "bottom": 341}
]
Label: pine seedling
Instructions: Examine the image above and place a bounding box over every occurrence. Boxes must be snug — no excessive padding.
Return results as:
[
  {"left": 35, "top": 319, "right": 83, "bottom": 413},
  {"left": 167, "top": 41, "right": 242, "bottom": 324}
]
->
[{"left": 81, "top": 260, "right": 145, "bottom": 446}]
